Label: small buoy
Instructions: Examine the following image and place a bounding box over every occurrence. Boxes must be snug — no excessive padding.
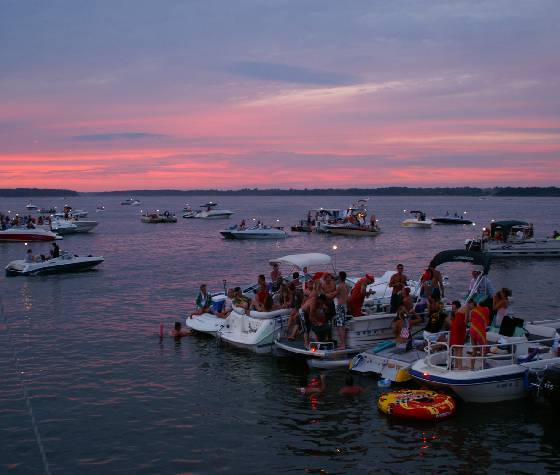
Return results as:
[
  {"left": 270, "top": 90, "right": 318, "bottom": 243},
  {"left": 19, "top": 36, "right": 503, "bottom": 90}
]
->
[
  {"left": 378, "top": 378, "right": 391, "bottom": 388},
  {"left": 378, "top": 389, "right": 456, "bottom": 421}
]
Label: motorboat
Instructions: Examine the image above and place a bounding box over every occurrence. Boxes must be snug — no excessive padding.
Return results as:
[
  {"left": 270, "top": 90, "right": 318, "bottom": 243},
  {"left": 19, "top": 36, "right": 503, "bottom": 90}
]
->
[
  {"left": 433, "top": 212, "right": 474, "bottom": 225},
  {"left": 182, "top": 204, "right": 196, "bottom": 218},
  {"left": 326, "top": 222, "right": 380, "bottom": 237},
  {"left": 38, "top": 207, "right": 57, "bottom": 214},
  {"left": 5, "top": 252, "right": 104, "bottom": 276},
  {"left": 141, "top": 211, "right": 177, "bottom": 223},
  {"left": 220, "top": 224, "right": 287, "bottom": 239},
  {"left": 466, "top": 220, "right": 560, "bottom": 258},
  {"left": 350, "top": 249, "right": 489, "bottom": 381},
  {"left": 402, "top": 210, "right": 433, "bottom": 228},
  {"left": 96, "top": 206, "right": 105, "bottom": 212},
  {"left": 25, "top": 202, "right": 38, "bottom": 210},
  {"left": 217, "top": 307, "right": 292, "bottom": 353},
  {"left": 409, "top": 320, "right": 560, "bottom": 403},
  {"left": 50, "top": 217, "right": 98, "bottom": 234},
  {"left": 0, "top": 227, "right": 62, "bottom": 242},
  {"left": 192, "top": 202, "right": 234, "bottom": 219},
  {"left": 53, "top": 206, "right": 88, "bottom": 218},
  {"left": 121, "top": 198, "right": 141, "bottom": 206},
  {"left": 291, "top": 208, "right": 344, "bottom": 233}
]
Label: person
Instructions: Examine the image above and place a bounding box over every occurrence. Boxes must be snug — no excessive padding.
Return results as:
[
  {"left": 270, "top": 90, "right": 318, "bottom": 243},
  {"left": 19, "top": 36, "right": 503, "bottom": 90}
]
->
[
  {"left": 469, "top": 300, "right": 488, "bottom": 369},
  {"left": 297, "top": 373, "right": 326, "bottom": 396},
  {"left": 270, "top": 263, "right": 282, "bottom": 291},
  {"left": 25, "top": 248, "right": 34, "bottom": 263},
  {"left": 239, "top": 219, "right": 246, "bottom": 230},
  {"left": 429, "top": 264, "right": 444, "bottom": 298},
  {"left": 347, "top": 274, "right": 375, "bottom": 317},
  {"left": 170, "top": 321, "right": 191, "bottom": 338},
  {"left": 389, "top": 264, "right": 407, "bottom": 312},
  {"left": 424, "top": 299, "right": 447, "bottom": 342},
  {"left": 309, "top": 294, "right": 331, "bottom": 342},
  {"left": 401, "top": 287, "right": 419, "bottom": 320},
  {"left": 449, "top": 300, "right": 468, "bottom": 369},
  {"left": 468, "top": 269, "right": 494, "bottom": 307},
  {"left": 232, "top": 286, "right": 249, "bottom": 310},
  {"left": 192, "top": 284, "right": 213, "bottom": 316},
  {"left": 51, "top": 242, "right": 60, "bottom": 258},
  {"left": 327, "top": 271, "right": 350, "bottom": 349},
  {"left": 492, "top": 288, "right": 511, "bottom": 327},
  {"left": 217, "top": 288, "right": 235, "bottom": 318},
  {"left": 339, "top": 375, "right": 364, "bottom": 396},
  {"left": 552, "top": 230, "right": 560, "bottom": 239},
  {"left": 248, "top": 278, "right": 269, "bottom": 314}
]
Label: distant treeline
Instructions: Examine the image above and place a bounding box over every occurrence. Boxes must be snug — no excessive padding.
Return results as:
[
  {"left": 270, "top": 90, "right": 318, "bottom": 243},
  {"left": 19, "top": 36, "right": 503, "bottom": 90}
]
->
[
  {"left": 0, "top": 188, "right": 79, "bottom": 197},
  {"left": 91, "top": 186, "right": 560, "bottom": 196},
  {"left": 2, "top": 187, "right": 560, "bottom": 197}
]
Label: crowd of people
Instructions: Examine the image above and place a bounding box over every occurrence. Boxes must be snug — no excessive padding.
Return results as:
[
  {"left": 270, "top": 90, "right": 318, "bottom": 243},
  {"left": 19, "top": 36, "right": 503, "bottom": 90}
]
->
[
  {"left": 0, "top": 213, "right": 51, "bottom": 230},
  {"left": 24, "top": 242, "right": 61, "bottom": 263}
]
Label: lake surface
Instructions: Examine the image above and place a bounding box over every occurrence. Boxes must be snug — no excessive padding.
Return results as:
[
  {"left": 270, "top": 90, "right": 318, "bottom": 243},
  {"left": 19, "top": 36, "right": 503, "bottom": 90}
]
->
[{"left": 1, "top": 194, "right": 560, "bottom": 474}]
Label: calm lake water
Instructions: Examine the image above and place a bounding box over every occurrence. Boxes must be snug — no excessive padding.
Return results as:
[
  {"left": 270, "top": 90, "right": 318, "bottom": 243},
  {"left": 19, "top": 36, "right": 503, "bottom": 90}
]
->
[{"left": 1, "top": 194, "right": 560, "bottom": 474}]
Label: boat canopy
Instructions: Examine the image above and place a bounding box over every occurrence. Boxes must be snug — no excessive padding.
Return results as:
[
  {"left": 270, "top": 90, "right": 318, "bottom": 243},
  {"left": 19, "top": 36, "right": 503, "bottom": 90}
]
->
[
  {"left": 270, "top": 253, "right": 332, "bottom": 269},
  {"left": 429, "top": 249, "right": 491, "bottom": 274},
  {"left": 489, "top": 220, "right": 529, "bottom": 237},
  {"left": 410, "top": 210, "right": 425, "bottom": 215}
]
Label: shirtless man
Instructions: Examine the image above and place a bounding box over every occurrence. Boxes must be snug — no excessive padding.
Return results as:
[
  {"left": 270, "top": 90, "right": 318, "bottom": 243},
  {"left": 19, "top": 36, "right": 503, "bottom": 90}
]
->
[
  {"left": 389, "top": 264, "right": 407, "bottom": 313},
  {"left": 347, "top": 273, "right": 375, "bottom": 317},
  {"left": 327, "top": 271, "right": 350, "bottom": 349},
  {"left": 170, "top": 321, "right": 191, "bottom": 338}
]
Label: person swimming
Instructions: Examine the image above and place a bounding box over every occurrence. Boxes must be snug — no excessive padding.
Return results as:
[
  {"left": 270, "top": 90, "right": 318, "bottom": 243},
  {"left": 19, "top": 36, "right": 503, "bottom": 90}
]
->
[
  {"left": 339, "top": 375, "right": 364, "bottom": 396},
  {"left": 169, "top": 321, "right": 191, "bottom": 338},
  {"left": 297, "top": 373, "right": 326, "bottom": 396}
]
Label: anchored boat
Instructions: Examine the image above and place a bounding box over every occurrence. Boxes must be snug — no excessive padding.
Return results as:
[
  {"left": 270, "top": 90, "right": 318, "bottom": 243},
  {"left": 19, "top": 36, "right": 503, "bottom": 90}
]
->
[{"left": 6, "top": 252, "right": 104, "bottom": 276}]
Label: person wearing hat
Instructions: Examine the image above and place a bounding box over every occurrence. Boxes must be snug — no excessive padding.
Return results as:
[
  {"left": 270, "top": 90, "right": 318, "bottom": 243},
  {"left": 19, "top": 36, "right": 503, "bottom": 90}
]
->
[
  {"left": 347, "top": 273, "right": 375, "bottom": 317},
  {"left": 468, "top": 267, "right": 494, "bottom": 306}
]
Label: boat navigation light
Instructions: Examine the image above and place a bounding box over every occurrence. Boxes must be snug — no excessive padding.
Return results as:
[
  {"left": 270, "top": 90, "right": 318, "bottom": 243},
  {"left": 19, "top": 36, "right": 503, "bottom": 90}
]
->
[
  {"left": 24, "top": 242, "right": 28, "bottom": 246},
  {"left": 472, "top": 223, "right": 476, "bottom": 226},
  {"left": 276, "top": 219, "right": 280, "bottom": 222},
  {"left": 332, "top": 245, "right": 338, "bottom": 251},
  {"left": 403, "top": 209, "right": 407, "bottom": 213}
]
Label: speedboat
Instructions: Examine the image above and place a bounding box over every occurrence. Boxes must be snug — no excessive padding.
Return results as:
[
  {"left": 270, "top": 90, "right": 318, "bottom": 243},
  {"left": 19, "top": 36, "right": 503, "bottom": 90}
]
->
[
  {"left": 220, "top": 224, "right": 287, "bottom": 239},
  {"left": 121, "top": 198, "right": 141, "bottom": 206},
  {"left": 218, "top": 307, "right": 292, "bottom": 353},
  {"left": 0, "top": 227, "right": 62, "bottom": 242},
  {"left": 193, "top": 202, "right": 234, "bottom": 219},
  {"left": 50, "top": 217, "right": 98, "bottom": 234},
  {"left": 291, "top": 208, "right": 344, "bottom": 233},
  {"left": 96, "top": 206, "right": 105, "bottom": 212},
  {"left": 402, "top": 210, "right": 433, "bottom": 228},
  {"left": 433, "top": 213, "right": 474, "bottom": 225},
  {"left": 410, "top": 320, "right": 560, "bottom": 403},
  {"left": 25, "top": 202, "right": 38, "bottom": 210},
  {"left": 141, "top": 211, "right": 177, "bottom": 223},
  {"left": 5, "top": 252, "right": 104, "bottom": 276},
  {"left": 38, "top": 207, "right": 57, "bottom": 214},
  {"left": 466, "top": 220, "right": 560, "bottom": 258},
  {"left": 326, "top": 223, "right": 380, "bottom": 237}
]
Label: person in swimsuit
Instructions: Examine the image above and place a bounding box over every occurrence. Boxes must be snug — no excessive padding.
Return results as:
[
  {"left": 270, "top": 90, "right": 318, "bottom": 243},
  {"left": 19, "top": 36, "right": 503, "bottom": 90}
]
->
[
  {"left": 327, "top": 271, "right": 350, "bottom": 349},
  {"left": 170, "top": 321, "right": 191, "bottom": 338},
  {"left": 347, "top": 274, "right": 374, "bottom": 317},
  {"left": 389, "top": 264, "right": 407, "bottom": 313}
]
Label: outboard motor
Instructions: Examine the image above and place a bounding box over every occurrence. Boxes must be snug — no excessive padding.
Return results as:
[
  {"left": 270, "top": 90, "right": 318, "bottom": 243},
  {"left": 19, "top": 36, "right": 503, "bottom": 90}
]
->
[{"left": 527, "top": 364, "right": 560, "bottom": 405}]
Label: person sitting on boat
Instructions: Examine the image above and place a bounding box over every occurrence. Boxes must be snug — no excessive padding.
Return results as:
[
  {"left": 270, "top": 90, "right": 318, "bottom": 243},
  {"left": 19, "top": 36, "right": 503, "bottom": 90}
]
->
[
  {"left": 275, "top": 283, "right": 293, "bottom": 309},
  {"left": 339, "top": 375, "right": 364, "bottom": 396},
  {"left": 290, "top": 272, "right": 302, "bottom": 291},
  {"left": 321, "top": 273, "right": 336, "bottom": 298},
  {"left": 232, "top": 287, "right": 249, "bottom": 310},
  {"left": 492, "top": 288, "right": 511, "bottom": 328},
  {"left": 449, "top": 300, "right": 468, "bottom": 369},
  {"left": 248, "top": 277, "right": 269, "bottom": 314},
  {"left": 468, "top": 300, "right": 488, "bottom": 369},
  {"left": 170, "top": 321, "right": 191, "bottom": 338},
  {"left": 25, "top": 248, "right": 35, "bottom": 263},
  {"left": 347, "top": 274, "right": 375, "bottom": 318},
  {"left": 192, "top": 284, "right": 213, "bottom": 316},
  {"left": 217, "top": 288, "right": 235, "bottom": 318},
  {"left": 423, "top": 297, "right": 448, "bottom": 343},
  {"left": 51, "top": 242, "right": 60, "bottom": 259}
]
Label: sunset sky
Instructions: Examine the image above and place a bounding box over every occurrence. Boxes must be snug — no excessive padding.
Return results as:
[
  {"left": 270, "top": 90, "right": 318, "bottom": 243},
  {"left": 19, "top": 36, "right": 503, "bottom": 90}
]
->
[{"left": 1, "top": 1, "right": 559, "bottom": 191}]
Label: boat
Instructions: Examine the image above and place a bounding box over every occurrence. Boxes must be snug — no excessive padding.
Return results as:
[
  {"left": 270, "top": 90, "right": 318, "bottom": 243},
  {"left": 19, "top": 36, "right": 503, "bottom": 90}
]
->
[
  {"left": 0, "top": 227, "right": 62, "bottom": 242},
  {"left": 96, "top": 206, "right": 105, "bottom": 212},
  {"left": 326, "top": 223, "right": 380, "bottom": 237},
  {"left": 25, "top": 202, "right": 38, "bottom": 210},
  {"left": 192, "top": 202, "right": 234, "bottom": 219},
  {"left": 527, "top": 363, "right": 560, "bottom": 405},
  {"left": 217, "top": 307, "right": 292, "bottom": 353},
  {"left": 5, "top": 252, "right": 104, "bottom": 276},
  {"left": 220, "top": 224, "right": 287, "bottom": 239},
  {"left": 409, "top": 320, "right": 560, "bottom": 403},
  {"left": 350, "top": 249, "right": 489, "bottom": 381},
  {"left": 38, "top": 207, "right": 57, "bottom": 214},
  {"left": 141, "top": 211, "right": 177, "bottom": 223},
  {"left": 53, "top": 206, "right": 88, "bottom": 218},
  {"left": 402, "top": 210, "right": 433, "bottom": 228},
  {"left": 291, "top": 208, "right": 344, "bottom": 233},
  {"left": 121, "top": 198, "right": 141, "bottom": 206},
  {"left": 432, "top": 212, "right": 474, "bottom": 225},
  {"left": 322, "top": 199, "right": 380, "bottom": 236},
  {"left": 50, "top": 217, "right": 98, "bottom": 234},
  {"left": 465, "top": 220, "right": 560, "bottom": 258}
]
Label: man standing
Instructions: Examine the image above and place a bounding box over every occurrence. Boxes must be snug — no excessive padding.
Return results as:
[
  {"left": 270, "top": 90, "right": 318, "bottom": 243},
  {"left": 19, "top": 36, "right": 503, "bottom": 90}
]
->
[
  {"left": 389, "top": 264, "right": 407, "bottom": 313},
  {"left": 327, "top": 271, "right": 350, "bottom": 349},
  {"left": 51, "top": 242, "right": 60, "bottom": 258},
  {"left": 429, "top": 264, "right": 444, "bottom": 298},
  {"left": 347, "top": 273, "right": 374, "bottom": 317}
]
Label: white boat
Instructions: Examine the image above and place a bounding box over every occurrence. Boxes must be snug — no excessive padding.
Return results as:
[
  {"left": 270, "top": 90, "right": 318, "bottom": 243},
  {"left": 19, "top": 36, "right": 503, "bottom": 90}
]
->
[
  {"left": 217, "top": 307, "right": 292, "bottom": 353},
  {"left": 291, "top": 208, "right": 344, "bottom": 233},
  {"left": 96, "top": 206, "right": 105, "bottom": 212},
  {"left": 220, "top": 225, "right": 287, "bottom": 239},
  {"left": 121, "top": 198, "right": 141, "bottom": 206},
  {"left": 25, "top": 202, "right": 38, "bottom": 210},
  {"left": 50, "top": 217, "right": 98, "bottom": 234},
  {"left": 402, "top": 210, "right": 433, "bottom": 228},
  {"left": 141, "top": 211, "right": 177, "bottom": 223},
  {"left": 186, "top": 312, "right": 227, "bottom": 336},
  {"left": 326, "top": 223, "right": 380, "bottom": 237},
  {"left": 5, "top": 252, "right": 104, "bottom": 276},
  {"left": 193, "top": 202, "right": 234, "bottom": 219},
  {"left": 466, "top": 220, "right": 560, "bottom": 258},
  {"left": 0, "top": 227, "right": 62, "bottom": 242},
  {"left": 410, "top": 321, "right": 560, "bottom": 403}
]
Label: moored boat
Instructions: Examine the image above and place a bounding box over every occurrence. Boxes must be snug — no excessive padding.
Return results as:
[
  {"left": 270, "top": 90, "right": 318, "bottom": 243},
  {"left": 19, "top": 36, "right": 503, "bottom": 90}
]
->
[
  {"left": 0, "top": 227, "right": 62, "bottom": 242},
  {"left": 193, "top": 202, "right": 234, "bottom": 219},
  {"left": 141, "top": 211, "right": 177, "bottom": 223},
  {"left": 220, "top": 224, "right": 287, "bottom": 239},
  {"left": 433, "top": 213, "right": 474, "bottom": 225},
  {"left": 402, "top": 210, "right": 433, "bottom": 228}
]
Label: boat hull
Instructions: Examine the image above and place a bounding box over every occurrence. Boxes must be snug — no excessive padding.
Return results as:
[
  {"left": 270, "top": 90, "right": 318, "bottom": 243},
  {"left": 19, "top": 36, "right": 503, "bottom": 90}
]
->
[
  {"left": 5, "top": 256, "right": 104, "bottom": 276},
  {"left": 220, "top": 230, "right": 287, "bottom": 239},
  {"left": 0, "top": 229, "right": 61, "bottom": 242},
  {"left": 186, "top": 313, "right": 226, "bottom": 336},
  {"left": 327, "top": 226, "right": 380, "bottom": 237},
  {"left": 433, "top": 217, "right": 473, "bottom": 225}
]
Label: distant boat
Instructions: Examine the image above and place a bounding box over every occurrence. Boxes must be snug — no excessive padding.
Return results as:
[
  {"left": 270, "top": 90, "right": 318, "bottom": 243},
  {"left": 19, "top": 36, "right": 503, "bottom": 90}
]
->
[
  {"left": 25, "top": 202, "right": 38, "bottom": 210},
  {"left": 121, "top": 198, "right": 141, "bottom": 206}
]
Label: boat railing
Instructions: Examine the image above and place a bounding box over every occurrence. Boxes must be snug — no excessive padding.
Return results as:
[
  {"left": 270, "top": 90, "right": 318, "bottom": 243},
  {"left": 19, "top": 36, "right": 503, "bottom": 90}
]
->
[{"left": 425, "top": 334, "right": 558, "bottom": 371}]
